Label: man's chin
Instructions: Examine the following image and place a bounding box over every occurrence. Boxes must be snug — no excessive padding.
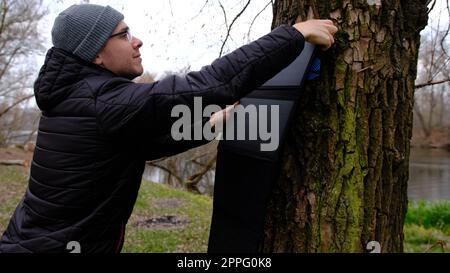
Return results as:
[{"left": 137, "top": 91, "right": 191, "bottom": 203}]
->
[{"left": 127, "top": 70, "right": 144, "bottom": 80}]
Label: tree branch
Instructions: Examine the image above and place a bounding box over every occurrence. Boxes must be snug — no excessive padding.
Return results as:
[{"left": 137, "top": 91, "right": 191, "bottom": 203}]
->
[
  {"left": 247, "top": 0, "right": 272, "bottom": 42},
  {"left": 190, "top": 0, "right": 210, "bottom": 21},
  {"left": 168, "top": 0, "right": 174, "bottom": 17},
  {"left": 189, "top": 150, "right": 216, "bottom": 163},
  {"left": 191, "top": 160, "right": 207, "bottom": 167},
  {"left": 218, "top": 0, "right": 252, "bottom": 57},
  {"left": 0, "top": 46, "right": 20, "bottom": 81},
  {"left": 146, "top": 162, "right": 183, "bottom": 184},
  {"left": 218, "top": 0, "right": 228, "bottom": 32},
  {"left": 0, "top": 94, "right": 33, "bottom": 118},
  {"left": 415, "top": 78, "right": 450, "bottom": 89},
  {"left": 427, "top": 0, "right": 437, "bottom": 14},
  {"left": 185, "top": 154, "right": 217, "bottom": 187},
  {"left": 147, "top": 157, "right": 169, "bottom": 164},
  {"left": 0, "top": 160, "right": 28, "bottom": 167},
  {"left": 440, "top": 0, "right": 450, "bottom": 57},
  {"left": 0, "top": 0, "right": 8, "bottom": 36}
]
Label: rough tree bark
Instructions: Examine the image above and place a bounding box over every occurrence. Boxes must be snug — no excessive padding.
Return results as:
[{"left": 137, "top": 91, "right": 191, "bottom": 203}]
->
[{"left": 261, "top": 0, "right": 429, "bottom": 252}]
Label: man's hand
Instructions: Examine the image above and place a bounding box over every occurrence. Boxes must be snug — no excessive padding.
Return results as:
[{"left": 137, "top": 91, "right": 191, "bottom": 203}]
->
[
  {"left": 293, "top": 19, "right": 338, "bottom": 50},
  {"left": 209, "top": 102, "right": 239, "bottom": 131}
]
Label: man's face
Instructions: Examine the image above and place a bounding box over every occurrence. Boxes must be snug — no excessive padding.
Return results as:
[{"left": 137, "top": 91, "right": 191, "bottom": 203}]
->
[{"left": 94, "top": 21, "right": 144, "bottom": 79}]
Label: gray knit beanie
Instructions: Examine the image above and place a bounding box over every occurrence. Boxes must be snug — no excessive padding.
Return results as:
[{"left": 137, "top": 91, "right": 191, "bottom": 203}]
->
[{"left": 51, "top": 4, "right": 124, "bottom": 62}]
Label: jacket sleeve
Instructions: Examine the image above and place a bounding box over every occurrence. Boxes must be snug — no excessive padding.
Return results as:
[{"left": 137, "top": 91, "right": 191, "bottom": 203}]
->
[
  {"left": 95, "top": 25, "right": 305, "bottom": 152},
  {"left": 138, "top": 117, "right": 214, "bottom": 161}
]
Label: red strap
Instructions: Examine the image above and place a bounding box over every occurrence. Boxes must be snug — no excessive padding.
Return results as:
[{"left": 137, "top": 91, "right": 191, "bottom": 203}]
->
[{"left": 114, "top": 223, "right": 125, "bottom": 253}]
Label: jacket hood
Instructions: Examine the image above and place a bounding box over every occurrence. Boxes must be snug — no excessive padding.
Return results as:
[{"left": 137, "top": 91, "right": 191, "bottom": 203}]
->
[{"left": 34, "top": 47, "right": 114, "bottom": 111}]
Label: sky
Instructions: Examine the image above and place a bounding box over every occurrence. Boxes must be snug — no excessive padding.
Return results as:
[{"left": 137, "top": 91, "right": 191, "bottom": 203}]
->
[
  {"left": 39, "top": 0, "right": 273, "bottom": 79},
  {"left": 424, "top": 0, "right": 450, "bottom": 32},
  {"left": 36, "top": 0, "right": 449, "bottom": 80}
]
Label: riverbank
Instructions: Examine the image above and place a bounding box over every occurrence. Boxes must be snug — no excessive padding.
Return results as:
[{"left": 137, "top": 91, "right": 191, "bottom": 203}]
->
[{"left": 411, "top": 128, "right": 450, "bottom": 150}]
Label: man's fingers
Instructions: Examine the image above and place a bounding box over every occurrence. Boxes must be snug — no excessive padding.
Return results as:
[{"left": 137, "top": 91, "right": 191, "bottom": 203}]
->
[
  {"left": 321, "top": 22, "right": 338, "bottom": 35},
  {"left": 320, "top": 24, "right": 337, "bottom": 50},
  {"left": 328, "top": 24, "right": 338, "bottom": 35},
  {"left": 318, "top": 29, "right": 334, "bottom": 50},
  {"left": 328, "top": 30, "right": 335, "bottom": 45},
  {"left": 316, "top": 19, "right": 337, "bottom": 35},
  {"left": 293, "top": 19, "right": 338, "bottom": 50}
]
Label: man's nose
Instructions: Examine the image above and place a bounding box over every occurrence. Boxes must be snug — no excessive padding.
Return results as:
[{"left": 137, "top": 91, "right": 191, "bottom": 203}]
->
[{"left": 132, "top": 36, "right": 143, "bottom": 49}]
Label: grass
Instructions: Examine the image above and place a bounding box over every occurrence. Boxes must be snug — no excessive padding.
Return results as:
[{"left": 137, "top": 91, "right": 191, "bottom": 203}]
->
[
  {"left": 0, "top": 166, "right": 29, "bottom": 233},
  {"left": 404, "top": 200, "right": 450, "bottom": 253},
  {"left": 1, "top": 165, "right": 450, "bottom": 253},
  {"left": 122, "top": 180, "right": 212, "bottom": 252},
  {"left": 405, "top": 200, "right": 450, "bottom": 233}
]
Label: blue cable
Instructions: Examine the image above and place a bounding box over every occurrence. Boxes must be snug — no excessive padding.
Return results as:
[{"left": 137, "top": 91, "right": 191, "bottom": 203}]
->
[{"left": 305, "top": 57, "right": 321, "bottom": 80}]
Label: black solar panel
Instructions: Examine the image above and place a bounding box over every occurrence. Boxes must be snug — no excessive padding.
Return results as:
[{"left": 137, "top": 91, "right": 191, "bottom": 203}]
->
[{"left": 208, "top": 42, "right": 317, "bottom": 253}]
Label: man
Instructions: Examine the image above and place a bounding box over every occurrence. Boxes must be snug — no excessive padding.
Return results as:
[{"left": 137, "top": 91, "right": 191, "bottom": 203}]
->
[{"left": 0, "top": 4, "right": 337, "bottom": 253}]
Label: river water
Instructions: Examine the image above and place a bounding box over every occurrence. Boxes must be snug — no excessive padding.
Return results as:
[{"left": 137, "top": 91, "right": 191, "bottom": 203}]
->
[
  {"left": 143, "top": 147, "right": 450, "bottom": 201},
  {"left": 408, "top": 147, "right": 450, "bottom": 201}
]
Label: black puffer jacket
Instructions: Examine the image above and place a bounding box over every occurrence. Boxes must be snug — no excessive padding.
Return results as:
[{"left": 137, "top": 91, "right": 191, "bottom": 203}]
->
[{"left": 0, "top": 25, "right": 305, "bottom": 253}]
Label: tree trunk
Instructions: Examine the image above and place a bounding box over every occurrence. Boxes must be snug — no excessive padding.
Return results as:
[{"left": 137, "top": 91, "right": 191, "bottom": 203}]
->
[
  {"left": 428, "top": 86, "right": 435, "bottom": 130},
  {"left": 262, "top": 0, "right": 429, "bottom": 252},
  {"left": 437, "top": 85, "right": 445, "bottom": 128}
]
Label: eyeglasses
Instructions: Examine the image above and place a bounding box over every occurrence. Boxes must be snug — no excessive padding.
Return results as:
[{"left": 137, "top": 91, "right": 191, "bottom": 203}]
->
[{"left": 109, "top": 28, "right": 133, "bottom": 43}]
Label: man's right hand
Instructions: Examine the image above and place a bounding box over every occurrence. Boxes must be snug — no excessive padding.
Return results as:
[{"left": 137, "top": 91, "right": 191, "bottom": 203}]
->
[{"left": 293, "top": 19, "right": 338, "bottom": 50}]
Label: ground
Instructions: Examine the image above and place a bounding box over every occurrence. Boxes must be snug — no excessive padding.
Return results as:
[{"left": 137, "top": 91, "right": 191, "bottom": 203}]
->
[{"left": 0, "top": 146, "right": 33, "bottom": 162}]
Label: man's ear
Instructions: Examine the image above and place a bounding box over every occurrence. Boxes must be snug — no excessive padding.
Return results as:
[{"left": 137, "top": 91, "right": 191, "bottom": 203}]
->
[{"left": 93, "top": 55, "right": 103, "bottom": 66}]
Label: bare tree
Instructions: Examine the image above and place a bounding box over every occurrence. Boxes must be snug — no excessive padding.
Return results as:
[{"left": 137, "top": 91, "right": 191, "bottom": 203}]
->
[
  {"left": 146, "top": 141, "right": 219, "bottom": 195},
  {"left": 0, "top": 0, "right": 47, "bottom": 145},
  {"left": 414, "top": 5, "right": 450, "bottom": 138}
]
